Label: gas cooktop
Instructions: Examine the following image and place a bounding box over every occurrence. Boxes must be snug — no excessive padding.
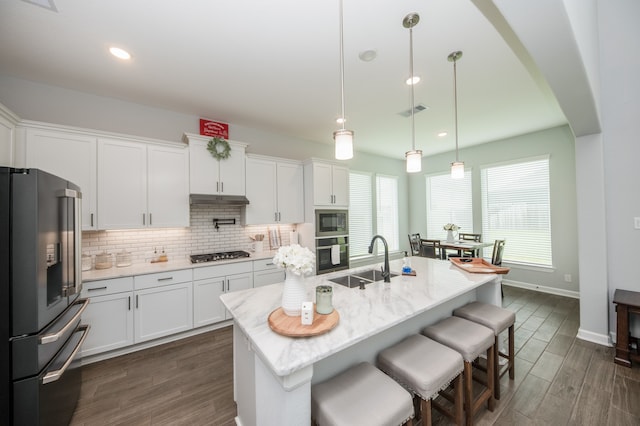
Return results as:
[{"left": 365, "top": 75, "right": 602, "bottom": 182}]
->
[{"left": 190, "top": 250, "right": 251, "bottom": 264}]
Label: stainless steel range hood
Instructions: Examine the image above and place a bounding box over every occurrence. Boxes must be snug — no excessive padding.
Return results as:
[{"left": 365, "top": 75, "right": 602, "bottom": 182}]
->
[{"left": 190, "top": 194, "right": 250, "bottom": 205}]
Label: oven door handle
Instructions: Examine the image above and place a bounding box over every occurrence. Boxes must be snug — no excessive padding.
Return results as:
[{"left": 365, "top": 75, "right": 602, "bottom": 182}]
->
[
  {"left": 40, "top": 298, "right": 89, "bottom": 345},
  {"left": 316, "top": 244, "right": 349, "bottom": 250},
  {"left": 42, "top": 324, "right": 90, "bottom": 385}
]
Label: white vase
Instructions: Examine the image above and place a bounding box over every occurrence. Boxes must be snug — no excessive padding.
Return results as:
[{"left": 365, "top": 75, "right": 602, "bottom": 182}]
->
[
  {"left": 446, "top": 229, "right": 455, "bottom": 243},
  {"left": 281, "top": 273, "right": 307, "bottom": 316}
]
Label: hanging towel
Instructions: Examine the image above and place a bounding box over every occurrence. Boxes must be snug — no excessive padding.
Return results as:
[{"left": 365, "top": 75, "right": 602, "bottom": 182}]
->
[{"left": 331, "top": 244, "right": 340, "bottom": 265}]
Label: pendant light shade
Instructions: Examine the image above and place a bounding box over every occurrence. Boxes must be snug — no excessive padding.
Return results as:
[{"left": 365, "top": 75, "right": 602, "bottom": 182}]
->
[
  {"left": 334, "top": 0, "right": 354, "bottom": 160},
  {"left": 448, "top": 50, "right": 464, "bottom": 179},
  {"left": 403, "top": 13, "right": 421, "bottom": 173}
]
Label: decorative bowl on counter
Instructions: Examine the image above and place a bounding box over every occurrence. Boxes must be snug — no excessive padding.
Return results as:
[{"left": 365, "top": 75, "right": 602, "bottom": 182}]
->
[{"left": 94, "top": 252, "right": 113, "bottom": 270}]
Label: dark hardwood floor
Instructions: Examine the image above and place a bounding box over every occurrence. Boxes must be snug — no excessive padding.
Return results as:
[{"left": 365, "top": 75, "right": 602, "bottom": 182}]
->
[{"left": 70, "top": 286, "right": 640, "bottom": 425}]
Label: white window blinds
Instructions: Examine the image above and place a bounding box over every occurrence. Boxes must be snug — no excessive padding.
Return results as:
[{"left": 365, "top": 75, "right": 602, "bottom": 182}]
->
[
  {"left": 376, "top": 174, "right": 399, "bottom": 252},
  {"left": 426, "top": 171, "right": 473, "bottom": 239},
  {"left": 481, "top": 157, "right": 552, "bottom": 266},
  {"left": 348, "top": 171, "right": 373, "bottom": 257}
]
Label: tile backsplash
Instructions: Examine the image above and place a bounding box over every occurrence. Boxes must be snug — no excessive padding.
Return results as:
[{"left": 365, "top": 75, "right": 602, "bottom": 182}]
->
[{"left": 82, "top": 205, "right": 297, "bottom": 265}]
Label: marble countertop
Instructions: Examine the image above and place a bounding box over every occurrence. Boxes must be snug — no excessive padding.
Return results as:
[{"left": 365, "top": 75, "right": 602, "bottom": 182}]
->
[
  {"left": 82, "top": 249, "right": 277, "bottom": 282},
  {"left": 220, "top": 256, "right": 498, "bottom": 377}
]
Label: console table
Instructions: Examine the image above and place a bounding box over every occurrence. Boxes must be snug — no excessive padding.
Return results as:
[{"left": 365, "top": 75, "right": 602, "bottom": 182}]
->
[{"left": 613, "top": 289, "right": 640, "bottom": 367}]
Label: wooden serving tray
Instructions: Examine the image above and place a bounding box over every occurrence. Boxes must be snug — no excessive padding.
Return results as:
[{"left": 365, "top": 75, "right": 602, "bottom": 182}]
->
[
  {"left": 450, "top": 257, "right": 510, "bottom": 274},
  {"left": 268, "top": 306, "right": 340, "bottom": 337}
]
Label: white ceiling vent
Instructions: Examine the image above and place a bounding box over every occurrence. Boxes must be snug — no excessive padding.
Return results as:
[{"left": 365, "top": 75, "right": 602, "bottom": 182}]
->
[
  {"left": 398, "top": 104, "right": 429, "bottom": 118},
  {"left": 21, "top": 0, "right": 58, "bottom": 12}
]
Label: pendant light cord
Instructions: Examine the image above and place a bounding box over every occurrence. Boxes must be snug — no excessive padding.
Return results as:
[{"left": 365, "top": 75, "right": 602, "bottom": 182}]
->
[
  {"left": 339, "top": 0, "right": 346, "bottom": 131},
  {"left": 409, "top": 24, "right": 416, "bottom": 150},
  {"left": 453, "top": 57, "right": 459, "bottom": 162}
]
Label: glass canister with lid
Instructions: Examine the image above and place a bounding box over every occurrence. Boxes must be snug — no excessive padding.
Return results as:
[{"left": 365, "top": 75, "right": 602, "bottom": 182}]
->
[
  {"left": 94, "top": 252, "right": 113, "bottom": 270},
  {"left": 116, "top": 250, "right": 132, "bottom": 267}
]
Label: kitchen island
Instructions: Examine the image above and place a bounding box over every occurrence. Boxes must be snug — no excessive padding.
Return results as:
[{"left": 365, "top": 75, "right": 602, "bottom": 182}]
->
[{"left": 220, "top": 256, "right": 502, "bottom": 426}]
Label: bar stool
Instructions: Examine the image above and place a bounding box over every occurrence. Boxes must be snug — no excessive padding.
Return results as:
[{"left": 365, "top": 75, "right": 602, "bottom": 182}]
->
[
  {"left": 422, "top": 317, "right": 495, "bottom": 426},
  {"left": 311, "top": 361, "right": 414, "bottom": 426},
  {"left": 377, "top": 334, "right": 464, "bottom": 426},
  {"left": 453, "top": 301, "right": 515, "bottom": 400}
]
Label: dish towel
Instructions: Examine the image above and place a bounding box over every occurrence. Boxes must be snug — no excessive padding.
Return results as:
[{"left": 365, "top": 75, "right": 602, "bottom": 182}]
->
[{"left": 331, "top": 244, "right": 340, "bottom": 265}]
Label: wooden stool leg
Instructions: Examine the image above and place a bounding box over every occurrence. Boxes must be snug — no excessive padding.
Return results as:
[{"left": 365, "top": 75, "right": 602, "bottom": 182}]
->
[
  {"left": 487, "top": 345, "right": 495, "bottom": 412},
  {"left": 421, "top": 398, "right": 432, "bottom": 426},
  {"left": 464, "top": 361, "right": 473, "bottom": 426},
  {"left": 508, "top": 324, "right": 515, "bottom": 380},
  {"left": 453, "top": 373, "right": 464, "bottom": 426},
  {"left": 493, "top": 335, "right": 501, "bottom": 400}
]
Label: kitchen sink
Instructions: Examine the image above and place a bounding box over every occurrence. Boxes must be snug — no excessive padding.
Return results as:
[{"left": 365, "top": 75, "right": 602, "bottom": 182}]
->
[{"left": 328, "top": 268, "right": 398, "bottom": 288}]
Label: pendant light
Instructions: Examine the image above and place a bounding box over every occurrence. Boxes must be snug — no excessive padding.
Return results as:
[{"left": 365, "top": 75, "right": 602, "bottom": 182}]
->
[
  {"left": 448, "top": 51, "right": 464, "bottom": 179},
  {"left": 403, "top": 13, "right": 422, "bottom": 173},
  {"left": 334, "top": 0, "right": 354, "bottom": 160}
]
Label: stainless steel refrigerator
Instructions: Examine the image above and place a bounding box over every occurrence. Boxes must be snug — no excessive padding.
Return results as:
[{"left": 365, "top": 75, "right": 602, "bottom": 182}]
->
[{"left": 0, "top": 167, "right": 89, "bottom": 425}]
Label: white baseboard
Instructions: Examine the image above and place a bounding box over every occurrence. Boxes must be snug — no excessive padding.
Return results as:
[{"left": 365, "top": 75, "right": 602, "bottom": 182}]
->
[
  {"left": 577, "top": 328, "right": 612, "bottom": 347},
  {"left": 503, "top": 279, "right": 580, "bottom": 299}
]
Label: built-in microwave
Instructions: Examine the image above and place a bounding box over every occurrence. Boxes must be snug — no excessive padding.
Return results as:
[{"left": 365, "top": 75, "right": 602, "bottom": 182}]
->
[{"left": 315, "top": 209, "right": 348, "bottom": 237}]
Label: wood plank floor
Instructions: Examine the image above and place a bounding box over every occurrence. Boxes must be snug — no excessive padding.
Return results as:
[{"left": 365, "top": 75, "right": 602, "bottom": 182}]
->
[{"left": 70, "top": 286, "right": 640, "bottom": 425}]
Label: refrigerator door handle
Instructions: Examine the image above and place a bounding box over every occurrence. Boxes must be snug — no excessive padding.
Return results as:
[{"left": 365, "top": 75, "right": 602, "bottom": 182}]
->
[
  {"left": 58, "top": 188, "right": 83, "bottom": 296},
  {"left": 40, "top": 298, "right": 89, "bottom": 344},
  {"left": 42, "top": 324, "right": 90, "bottom": 385}
]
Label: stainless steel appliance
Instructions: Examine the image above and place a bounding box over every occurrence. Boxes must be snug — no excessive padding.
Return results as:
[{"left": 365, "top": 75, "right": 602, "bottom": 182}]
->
[
  {"left": 316, "top": 236, "right": 349, "bottom": 274},
  {"left": 315, "top": 209, "right": 348, "bottom": 237},
  {"left": 190, "top": 250, "right": 251, "bottom": 264},
  {"left": 1, "top": 167, "right": 90, "bottom": 426}
]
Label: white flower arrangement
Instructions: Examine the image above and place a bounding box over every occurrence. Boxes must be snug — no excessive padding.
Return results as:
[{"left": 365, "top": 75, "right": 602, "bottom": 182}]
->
[
  {"left": 443, "top": 223, "right": 460, "bottom": 231},
  {"left": 272, "top": 244, "right": 316, "bottom": 277}
]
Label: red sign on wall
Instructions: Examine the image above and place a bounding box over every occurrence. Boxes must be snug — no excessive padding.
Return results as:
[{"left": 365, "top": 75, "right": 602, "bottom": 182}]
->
[{"left": 199, "top": 119, "right": 229, "bottom": 139}]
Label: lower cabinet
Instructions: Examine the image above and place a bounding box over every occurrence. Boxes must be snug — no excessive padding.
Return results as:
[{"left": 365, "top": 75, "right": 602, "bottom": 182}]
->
[
  {"left": 253, "top": 258, "right": 285, "bottom": 287},
  {"left": 133, "top": 281, "right": 193, "bottom": 343}
]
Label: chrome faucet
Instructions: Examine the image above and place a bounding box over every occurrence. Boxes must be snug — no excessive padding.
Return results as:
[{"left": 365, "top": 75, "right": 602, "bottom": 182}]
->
[{"left": 368, "top": 235, "right": 391, "bottom": 283}]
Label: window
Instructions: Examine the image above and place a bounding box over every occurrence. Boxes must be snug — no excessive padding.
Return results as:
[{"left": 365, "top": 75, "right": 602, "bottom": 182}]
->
[
  {"left": 376, "top": 174, "right": 399, "bottom": 252},
  {"left": 348, "top": 171, "right": 373, "bottom": 257},
  {"left": 426, "top": 170, "right": 473, "bottom": 239},
  {"left": 481, "top": 157, "right": 552, "bottom": 266}
]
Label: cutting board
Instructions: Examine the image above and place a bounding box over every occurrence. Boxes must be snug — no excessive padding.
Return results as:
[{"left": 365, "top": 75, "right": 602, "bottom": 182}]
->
[
  {"left": 450, "top": 257, "right": 510, "bottom": 274},
  {"left": 268, "top": 306, "right": 339, "bottom": 337}
]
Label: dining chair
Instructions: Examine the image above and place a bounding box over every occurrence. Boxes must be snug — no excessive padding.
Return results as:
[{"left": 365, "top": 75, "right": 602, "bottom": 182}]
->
[
  {"left": 408, "top": 233, "right": 423, "bottom": 256},
  {"left": 421, "top": 239, "right": 443, "bottom": 259},
  {"left": 491, "top": 239, "right": 506, "bottom": 297},
  {"left": 458, "top": 233, "right": 482, "bottom": 257}
]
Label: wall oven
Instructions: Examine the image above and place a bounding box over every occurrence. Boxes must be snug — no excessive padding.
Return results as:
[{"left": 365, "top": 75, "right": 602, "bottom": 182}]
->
[
  {"left": 316, "top": 236, "right": 349, "bottom": 275},
  {"left": 315, "top": 209, "right": 348, "bottom": 237},
  {"left": 1, "top": 168, "right": 90, "bottom": 425}
]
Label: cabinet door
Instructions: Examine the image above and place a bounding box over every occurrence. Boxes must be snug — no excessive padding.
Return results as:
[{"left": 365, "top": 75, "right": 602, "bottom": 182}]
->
[
  {"left": 134, "top": 282, "right": 193, "bottom": 343},
  {"left": 245, "top": 158, "right": 277, "bottom": 224},
  {"left": 312, "top": 162, "right": 334, "bottom": 206},
  {"left": 79, "top": 292, "right": 134, "bottom": 357},
  {"left": 193, "top": 277, "right": 226, "bottom": 327},
  {"left": 188, "top": 139, "right": 220, "bottom": 195},
  {"left": 331, "top": 165, "right": 350, "bottom": 207},
  {"left": 218, "top": 143, "right": 246, "bottom": 196},
  {"left": 25, "top": 128, "right": 98, "bottom": 230},
  {"left": 98, "top": 138, "right": 147, "bottom": 229},
  {"left": 253, "top": 270, "right": 285, "bottom": 287},
  {"left": 225, "top": 273, "right": 253, "bottom": 319},
  {"left": 147, "top": 144, "right": 189, "bottom": 227},
  {"left": 277, "top": 162, "right": 304, "bottom": 223}
]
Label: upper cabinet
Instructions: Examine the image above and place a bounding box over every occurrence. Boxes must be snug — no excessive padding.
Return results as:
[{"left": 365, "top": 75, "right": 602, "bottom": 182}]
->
[
  {"left": 0, "top": 103, "right": 19, "bottom": 167},
  {"left": 245, "top": 155, "right": 304, "bottom": 225},
  {"left": 24, "top": 127, "right": 98, "bottom": 230},
  {"left": 184, "top": 133, "right": 247, "bottom": 196},
  {"left": 305, "top": 160, "right": 349, "bottom": 208},
  {"left": 98, "top": 138, "right": 189, "bottom": 229}
]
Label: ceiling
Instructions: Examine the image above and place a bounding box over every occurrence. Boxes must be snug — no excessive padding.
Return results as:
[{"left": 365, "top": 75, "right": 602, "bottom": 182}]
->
[{"left": 0, "top": 0, "right": 567, "bottom": 159}]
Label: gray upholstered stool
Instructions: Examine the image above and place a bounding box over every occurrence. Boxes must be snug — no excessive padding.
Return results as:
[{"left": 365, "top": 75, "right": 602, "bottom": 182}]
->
[
  {"left": 453, "top": 301, "right": 515, "bottom": 400},
  {"left": 311, "top": 361, "right": 414, "bottom": 426},
  {"left": 378, "top": 334, "right": 464, "bottom": 426},
  {"left": 422, "top": 317, "right": 495, "bottom": 426}
]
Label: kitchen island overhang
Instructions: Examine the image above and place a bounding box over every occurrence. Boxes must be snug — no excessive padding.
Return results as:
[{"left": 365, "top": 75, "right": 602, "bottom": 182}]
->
[{"left": 220, "top": 256, "right": 502, "bottom": 425}]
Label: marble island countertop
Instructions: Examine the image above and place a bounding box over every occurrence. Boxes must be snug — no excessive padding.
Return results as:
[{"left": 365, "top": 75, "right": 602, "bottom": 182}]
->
[{"left": 220, "top": 256, "right": 499, "bottom": 377}]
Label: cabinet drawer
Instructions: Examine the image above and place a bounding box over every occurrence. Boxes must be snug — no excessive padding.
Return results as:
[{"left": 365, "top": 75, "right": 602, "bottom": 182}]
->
[
  {"left": 82, "top": 277, "right": 134, "bottom": 297},
  {"left": 254, "top": 269, "right": 285, "bottom": 287},
  {"left": 134, "top": 269, "right": 192, "bottom": 290},
  {"left": 253, "top": 258, "right": 278, "bottom": 272},
  {"left": 193, "top": 261, "right": 252, "bottom": 280}
]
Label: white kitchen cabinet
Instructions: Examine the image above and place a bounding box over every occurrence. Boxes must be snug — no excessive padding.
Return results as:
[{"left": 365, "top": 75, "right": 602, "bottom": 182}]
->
[
  {"left": 98, "top": 138, "right": 189, "bottom": 229},
  {"left": 253, "top": 258, "right": 285, "bottom": 287},
  {"left": 185, "top": 133, "right": 247, "bottom": 196},
  {"left": 24, "top": 127, "right": 98, "bottom": 230},
  {"left": 0, "top": 104, "right": 18, "bottom": 167},
  {"left": 133, "top": 270, "right": 193, "bottom": 343},
  {"left": 79, "top": 277, "right": 134, "bottom": 357},
  {"left": 193, "top": 261, "right": 253, "bottom": 326},
  {"left": 245, "top": 155, "right": 303, "bottom": 225},
  {"left": 306, "top": 160, "right": 349, "bottom": 208}
]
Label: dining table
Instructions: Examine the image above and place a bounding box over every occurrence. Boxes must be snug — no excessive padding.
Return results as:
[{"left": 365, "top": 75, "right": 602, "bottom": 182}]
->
[{"left": 422, "top": 239, "right": 494, "bottom": 258}]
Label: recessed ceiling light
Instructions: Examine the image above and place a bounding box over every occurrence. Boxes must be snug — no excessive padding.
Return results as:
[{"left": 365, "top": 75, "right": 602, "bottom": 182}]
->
[
  {"left": 109, "top": 47, "right": 131, "bottom": 60},
  {"left": 406, "top": 75, "right": 420, "bottom": 85},
  {"left": 438, "top": 131, "right": 448, "bottom": 137},
  {"left": 358, "top": 49, "right": 377, "bottom": 62}
]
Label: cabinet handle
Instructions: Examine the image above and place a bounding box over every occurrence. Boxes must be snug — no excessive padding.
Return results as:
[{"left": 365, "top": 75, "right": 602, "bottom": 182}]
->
[
  {"left": 157, "top": 277, "right": 173, "bottom": 281},
  {"left": 217, "top": 181, "right": 219, "bottom": 192},
  {"left": 90, "top": 213, "right": 94, "bottom": 227},
  {"left": 88, "top": 286, "right": 107, "bottom": 291},
  {"left": 221, "top": 182, "right": 224, "bottom": 193},
  {"left": 226, "top": 279, "right": 230, "bottom": 292},
  {"left": 142, "top": 213, "right": 146, "bottom": 225},
  {"left": 136, "top": 295, "right": 139, "bottom": 309},
  {"left": 278, "top": 212, "right": 281, "bottom": 221},
  {"left": 128, "top": 296, "right": 131, "bottom": 311},
  {"left": 266, "top": 262, "right": 274, "bottom": 266},
  {"left": 221, "top": 282, "right": 225, "bottom": 292},
  {"left": 149, "top": 213, "right": 152, "bottom": 225},
  {"left": 274, "top": 212, "right": 278, "bottom": 222}
]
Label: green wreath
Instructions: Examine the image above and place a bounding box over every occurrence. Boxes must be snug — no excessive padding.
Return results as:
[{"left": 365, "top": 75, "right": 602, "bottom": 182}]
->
[{"left": 206, "top": 137, "right": 231, "bottom": 160}]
